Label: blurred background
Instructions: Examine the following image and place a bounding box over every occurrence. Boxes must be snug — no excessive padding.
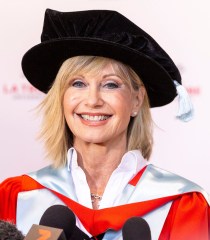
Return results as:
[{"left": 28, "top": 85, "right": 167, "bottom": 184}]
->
[{"left": 0, "top": 0, "right": 209, "bottom": 193}]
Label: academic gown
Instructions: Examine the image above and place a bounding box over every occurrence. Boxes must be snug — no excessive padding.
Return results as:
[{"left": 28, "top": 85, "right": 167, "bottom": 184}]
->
[{"left": 0, "top": 164, "right": 209, "bottom": 239}]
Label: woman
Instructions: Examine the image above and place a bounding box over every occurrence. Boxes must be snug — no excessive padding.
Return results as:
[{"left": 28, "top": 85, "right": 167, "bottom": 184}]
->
[{"left": 0, "top": 9, "right": 209, "bottom": 239}]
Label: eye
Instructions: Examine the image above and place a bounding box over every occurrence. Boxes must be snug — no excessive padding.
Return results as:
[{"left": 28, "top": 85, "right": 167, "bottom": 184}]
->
[
  {"left": 103, "top": 81, "right": 120, "bottom": 89},
  {"left": 72, "top": 80, "right": 86, "bottom": 88}
]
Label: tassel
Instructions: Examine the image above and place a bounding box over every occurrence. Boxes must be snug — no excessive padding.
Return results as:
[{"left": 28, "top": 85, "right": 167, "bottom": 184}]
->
[{"left": 173, "top": 80, "right": 194, "bottom": 122}]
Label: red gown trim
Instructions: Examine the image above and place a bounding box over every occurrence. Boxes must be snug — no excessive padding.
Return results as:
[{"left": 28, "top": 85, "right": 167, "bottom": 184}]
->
[{"left": 0, "top": 169, "right": 209, "bottom": 239}]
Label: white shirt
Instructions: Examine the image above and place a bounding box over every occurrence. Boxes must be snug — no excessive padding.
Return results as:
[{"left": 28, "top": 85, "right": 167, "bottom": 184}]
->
[
  {"left": 67, "top": 148, "right": 148, "bottom": 210},
  {"left": 67, "top": 148, "right": 148, "bottom": 236}
]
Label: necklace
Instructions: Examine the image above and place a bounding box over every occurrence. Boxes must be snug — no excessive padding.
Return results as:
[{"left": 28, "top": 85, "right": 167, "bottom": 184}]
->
[{"left": 91, "top": 193, "right": 102, "bottom": 203}]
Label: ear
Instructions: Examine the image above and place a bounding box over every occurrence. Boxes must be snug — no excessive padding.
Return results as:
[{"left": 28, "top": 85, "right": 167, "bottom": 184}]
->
[{"left": 131, "top": 87, "right": 145, "bottom": 116}]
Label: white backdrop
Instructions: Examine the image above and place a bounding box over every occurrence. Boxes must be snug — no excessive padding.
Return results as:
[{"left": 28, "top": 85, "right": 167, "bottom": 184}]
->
[{"left": 0, "top": 0, "right": 210, "bottom": 193}]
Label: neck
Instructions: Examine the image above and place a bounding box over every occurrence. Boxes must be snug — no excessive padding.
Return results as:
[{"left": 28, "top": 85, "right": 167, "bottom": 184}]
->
[{"left": 73, "top": 137, "right": 127, "bottom": 195}]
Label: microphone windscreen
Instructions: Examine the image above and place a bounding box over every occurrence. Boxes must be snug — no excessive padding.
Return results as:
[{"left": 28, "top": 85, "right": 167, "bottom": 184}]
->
[
  {"left": 39, "top": 205, "right": 76, "bottom": 239},
  {"left": 0, "top": 220, "right": 24, "bottom": 240},
  {"left": 122, "top": 217, "right": 151, "bottom": 240}
]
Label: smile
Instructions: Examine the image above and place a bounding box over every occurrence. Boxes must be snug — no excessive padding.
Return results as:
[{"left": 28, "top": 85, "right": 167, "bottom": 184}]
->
[{"left": 79, "top": 114, "right": 111, "bottom": 121}]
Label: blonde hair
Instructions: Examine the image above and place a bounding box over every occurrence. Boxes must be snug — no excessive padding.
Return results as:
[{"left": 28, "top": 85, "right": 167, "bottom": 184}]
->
[{"left": 38, "top": 56, "right": 153, "bottom": 167}]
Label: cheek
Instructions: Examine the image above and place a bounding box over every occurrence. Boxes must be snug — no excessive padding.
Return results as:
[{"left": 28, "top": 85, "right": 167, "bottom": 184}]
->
[
  {"left": 63, "top": 91, "right": 81, "bottom": 113},
  {"left": 109, "top": 93, "right": 133, "bottom": 114}
]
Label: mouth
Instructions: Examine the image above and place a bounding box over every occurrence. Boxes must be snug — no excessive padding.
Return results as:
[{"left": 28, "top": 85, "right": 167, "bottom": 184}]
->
[{"left": 77, "top": 114, "right": 112, "bottom": 121}]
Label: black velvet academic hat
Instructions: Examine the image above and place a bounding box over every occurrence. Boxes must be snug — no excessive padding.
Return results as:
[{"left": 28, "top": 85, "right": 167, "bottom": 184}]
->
[{"left": 21, "top": 8, "right": 181, "bottom": 107}]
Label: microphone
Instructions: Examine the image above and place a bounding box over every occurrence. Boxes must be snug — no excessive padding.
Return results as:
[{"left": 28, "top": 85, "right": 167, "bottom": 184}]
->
[
  {"left": 40, "top": 205, "right": 90, "bottom": 240},
  {"left": 24, "top": 204, "right": 90, "bottom": 240},
  {"left": 0, "top": 220, "right": 24, "bottom": 240},
  {"left": 39, "top": 205, "right": 75, "bottom": 239},
  {"left": 122, "top": 217, "right": 151, "bottom": 240}
]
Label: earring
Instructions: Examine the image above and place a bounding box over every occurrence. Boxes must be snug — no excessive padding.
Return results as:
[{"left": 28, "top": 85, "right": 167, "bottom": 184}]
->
[{"left": 131, "top": 112, "right": 138, "bottom": 117}]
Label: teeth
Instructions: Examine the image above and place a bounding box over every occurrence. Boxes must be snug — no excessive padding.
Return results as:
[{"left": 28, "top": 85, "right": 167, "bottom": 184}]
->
[{"left": 81, "top": 114, "right": 110, "bottom": 121}]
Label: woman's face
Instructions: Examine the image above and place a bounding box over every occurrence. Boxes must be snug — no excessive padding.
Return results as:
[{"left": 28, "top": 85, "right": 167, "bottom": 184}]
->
[{"left": 63, "top": 63, "right": 144, "bottom": 146}]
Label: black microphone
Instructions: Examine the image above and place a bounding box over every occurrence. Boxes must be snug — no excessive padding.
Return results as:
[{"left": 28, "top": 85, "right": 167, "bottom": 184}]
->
[
  {"left": 0, "top": 220, "right": 24, "bottom": 240},
  {"left": 122, "top": 217, "right": 151, "bottom": 240},
  {"left": 39, "top": 205, "right": 90, "bottom": 240}
]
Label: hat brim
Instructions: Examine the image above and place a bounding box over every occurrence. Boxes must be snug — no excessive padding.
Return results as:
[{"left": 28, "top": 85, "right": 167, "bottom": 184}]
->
[{"left": 21, "top": 37, "right": 177, "bottom": 107}]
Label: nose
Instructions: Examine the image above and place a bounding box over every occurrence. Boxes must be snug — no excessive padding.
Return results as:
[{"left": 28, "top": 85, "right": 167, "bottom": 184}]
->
[{"left": 85, "top": 85, "right": 104, "bottom": 108}]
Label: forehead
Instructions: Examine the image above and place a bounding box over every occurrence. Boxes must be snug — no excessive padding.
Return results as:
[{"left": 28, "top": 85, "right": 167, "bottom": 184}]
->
[
  {"left": 84, "top": 64, "right": 118, "bottom": 78},
  {"left": 73, "top": 60, "right": 116, "bottom": 76}
]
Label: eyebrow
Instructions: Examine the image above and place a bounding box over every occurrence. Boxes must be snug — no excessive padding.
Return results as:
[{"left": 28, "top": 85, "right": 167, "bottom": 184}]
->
[{"left": 103, "top": 74, "right": 121, "bottom": 78}]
